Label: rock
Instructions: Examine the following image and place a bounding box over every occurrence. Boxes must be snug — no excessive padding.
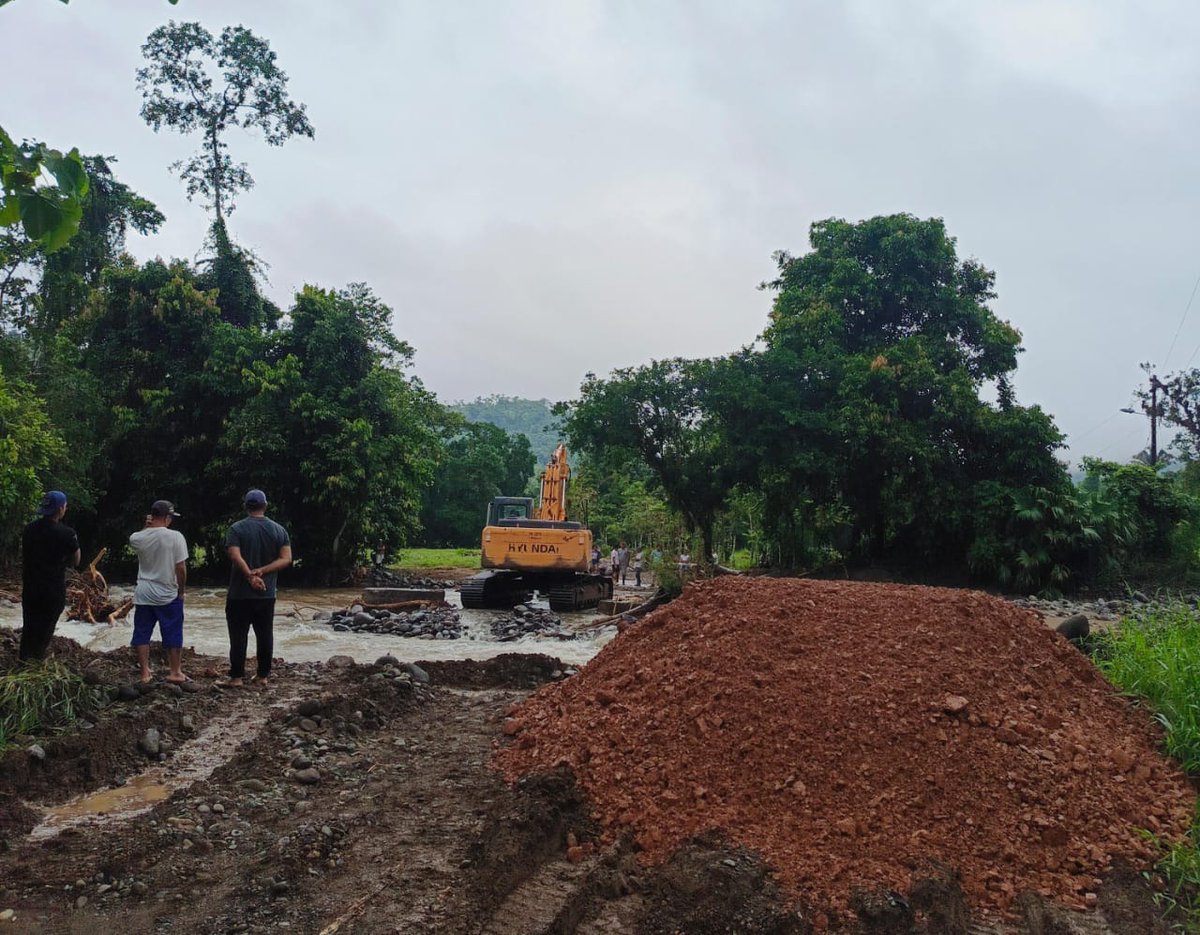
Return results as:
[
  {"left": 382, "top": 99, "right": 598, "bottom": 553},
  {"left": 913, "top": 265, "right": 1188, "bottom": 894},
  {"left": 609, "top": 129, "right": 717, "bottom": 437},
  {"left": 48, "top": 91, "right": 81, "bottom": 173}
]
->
[
  {"left": 291, "top": 754, "right": 313, "bottom": 770},
  {"left": 131, "top": 882, "right": 148, "bottom": 897},
  {"left": 139, "top": 728, "right": 161, "bottom": 757},
  {"left": 0, "top": 909, "right": 13, "bottom": 921},
  {"left": 352, "top": 612, "right": 374, "bottom": 627},
  {"left": 74, "top": 895, "right": 87, "bottom": 909},
  {"left": 312, "top": 611, "right": 331, "bottom": 622},
  {"left": 293, "top": 768, "right": 321, "bottom": 785},
  {"left": 327, "top": 655, "right": 354, "bottom": 669},
  {"left": 402, "top": 663, "right": 430, "bottom": 684},
  {"left": 27, "top": 744, "right": 46, "bottom": 762},
  {"left": 117, "top": 684, "right": 141, "bottom": 701},
  {"left": 270, "top": 880, "right": 290, "bottom": 896},
  {"left": 180, "top": 680, "right": 202, "bottom": 694},
  {"left": 298, "top": 718, "right": 319, "bottom": 732},
  {"left": 239, "top": 779, "right": 269, "bottom": 793},
  {"left": 211, "top": 803, "right": 225, "bottom": 814},
  {"left": 1056, "top": 613, "right": 1090, "bottom": 641},
  {"left": 180, "top": 715, "right": 195, "bottom": 733},
  {"left": 164, "top": 683, "right": 183, "bottom": 697},
  {"left": 942, "top": 694, "right": 969, "bottom": 715},
  {"left": 296, "top": 699, "right": 322, "bottom": 717},
  {"left": 375, "top": 655, "right": 400, "bottom": 667}
]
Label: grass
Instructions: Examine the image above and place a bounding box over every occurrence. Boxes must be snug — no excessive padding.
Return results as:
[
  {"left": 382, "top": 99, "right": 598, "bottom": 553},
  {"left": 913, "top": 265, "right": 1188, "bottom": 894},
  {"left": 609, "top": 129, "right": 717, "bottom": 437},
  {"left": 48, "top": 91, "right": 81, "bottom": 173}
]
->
[
  {"left": 1095, "top": 605, "right": 1200, "bottom": 773},
  {"left": 391, "top": 548, "right": 480, "bottom": 569},
  {"left": 0, "top": 659, "right": 100, "bottom": 749},
  {"left": 1095, "top": 605, "right": 1200, "bottom": 929}
]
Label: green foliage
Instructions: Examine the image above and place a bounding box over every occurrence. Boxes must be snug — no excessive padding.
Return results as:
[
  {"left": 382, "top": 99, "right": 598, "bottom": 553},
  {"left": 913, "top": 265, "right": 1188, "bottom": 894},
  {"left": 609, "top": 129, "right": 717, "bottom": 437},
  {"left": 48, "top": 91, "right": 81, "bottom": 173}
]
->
[
  {"left": 0, "top": 660, "right": 100, "bottom": 749},
  {"left": 137, "top": 22, "right": 314, "bottom": 223},
  {"left": 561, "top": 357, "right": 737, "bottom": 561},
  {"left": 418, "top": 419, "right": 535, "bottom": 547},
  {"left": 449, "top": 396, "right": 561, "bottom": 465},
  {"left": 0, "top": 369, "right": 66, "bottom": 563},
  {"left": 0, "top": 128, "right": 89, "bottom": 253},
  {"left": 197, "top": 218, "right": 277, "bottom": 328},
  {"left": 213, "top": 283, "right": 443, "bottom": 580},
  {"left": 1095, "top": 605, "right": 1200, "bottom": 774}
]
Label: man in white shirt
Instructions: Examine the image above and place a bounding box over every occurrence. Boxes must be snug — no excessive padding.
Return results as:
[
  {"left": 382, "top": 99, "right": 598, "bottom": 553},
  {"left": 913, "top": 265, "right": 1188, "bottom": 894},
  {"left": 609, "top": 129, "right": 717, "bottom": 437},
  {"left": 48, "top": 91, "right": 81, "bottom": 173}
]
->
[{"left": 129, "top": 500, "right": 189, "bottom": 684}]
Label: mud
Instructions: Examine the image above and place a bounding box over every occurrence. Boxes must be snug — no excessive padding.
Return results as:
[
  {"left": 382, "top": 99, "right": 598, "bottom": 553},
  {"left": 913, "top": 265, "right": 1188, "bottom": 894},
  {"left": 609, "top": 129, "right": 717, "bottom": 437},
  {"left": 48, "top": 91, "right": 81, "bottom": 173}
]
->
[{"left": 0, "top": 593, "right": 1191, "bottom": 934}]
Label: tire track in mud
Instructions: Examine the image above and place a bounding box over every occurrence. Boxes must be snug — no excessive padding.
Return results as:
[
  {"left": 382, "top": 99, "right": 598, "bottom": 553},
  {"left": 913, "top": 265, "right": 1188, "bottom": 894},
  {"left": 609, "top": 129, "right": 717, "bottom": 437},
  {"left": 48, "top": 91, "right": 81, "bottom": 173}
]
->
[{"left": 28, "top": 686, "right": 305, "bottom": 841}]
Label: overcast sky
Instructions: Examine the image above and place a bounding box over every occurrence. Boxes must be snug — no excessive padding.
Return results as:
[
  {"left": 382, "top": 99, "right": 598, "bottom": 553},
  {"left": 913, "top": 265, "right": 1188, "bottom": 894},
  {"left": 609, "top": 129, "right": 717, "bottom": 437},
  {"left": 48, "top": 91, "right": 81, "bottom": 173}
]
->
[{"left": 5, "top": 0, "right": 1197, "bottom": 464}]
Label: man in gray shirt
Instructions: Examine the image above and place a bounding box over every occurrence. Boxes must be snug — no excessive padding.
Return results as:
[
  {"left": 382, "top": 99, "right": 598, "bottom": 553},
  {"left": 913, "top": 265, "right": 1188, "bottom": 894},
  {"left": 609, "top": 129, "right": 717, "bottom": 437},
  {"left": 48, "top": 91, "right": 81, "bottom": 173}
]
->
[{"left": 225, "top": 489, "right": 291, "bottom": 686}]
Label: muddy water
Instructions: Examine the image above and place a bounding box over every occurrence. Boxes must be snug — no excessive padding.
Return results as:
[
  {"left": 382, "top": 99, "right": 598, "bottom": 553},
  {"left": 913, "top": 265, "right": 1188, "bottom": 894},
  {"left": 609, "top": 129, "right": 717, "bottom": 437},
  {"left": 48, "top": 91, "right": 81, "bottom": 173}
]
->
[
  {"left": 30, "top": 688, "right": 302, "bottom": 839},
  {"left": 0, "top": 586, "right": 616, "bottom": 666}
]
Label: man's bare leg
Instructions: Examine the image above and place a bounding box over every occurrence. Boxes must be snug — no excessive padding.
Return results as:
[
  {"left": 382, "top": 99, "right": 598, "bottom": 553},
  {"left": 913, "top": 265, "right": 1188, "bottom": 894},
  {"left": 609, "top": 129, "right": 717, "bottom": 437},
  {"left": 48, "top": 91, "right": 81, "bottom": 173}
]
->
[
  {"left": 137, "top": 645, "right": 153, "bottom": 683},
  {"left": 165, "top": 648, "right": 188, "bottom": 683}
]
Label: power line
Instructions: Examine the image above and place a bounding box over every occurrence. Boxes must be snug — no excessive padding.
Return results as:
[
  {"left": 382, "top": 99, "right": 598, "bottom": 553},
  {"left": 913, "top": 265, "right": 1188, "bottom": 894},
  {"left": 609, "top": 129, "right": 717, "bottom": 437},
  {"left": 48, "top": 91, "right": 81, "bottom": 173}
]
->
[
  {"left": 1165, "top": 269, "right": 1200, "bottom": 369},
  {"left": 1068, "top": 411, "right": 1119, "bottom": 445}
]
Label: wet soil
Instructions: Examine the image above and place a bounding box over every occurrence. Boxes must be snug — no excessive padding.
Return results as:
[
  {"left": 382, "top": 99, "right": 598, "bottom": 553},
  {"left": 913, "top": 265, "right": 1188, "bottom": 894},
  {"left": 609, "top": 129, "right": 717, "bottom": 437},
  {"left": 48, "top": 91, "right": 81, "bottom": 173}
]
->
[{"left": 0, "top": 603, "right": 1189, "bottom": 934}]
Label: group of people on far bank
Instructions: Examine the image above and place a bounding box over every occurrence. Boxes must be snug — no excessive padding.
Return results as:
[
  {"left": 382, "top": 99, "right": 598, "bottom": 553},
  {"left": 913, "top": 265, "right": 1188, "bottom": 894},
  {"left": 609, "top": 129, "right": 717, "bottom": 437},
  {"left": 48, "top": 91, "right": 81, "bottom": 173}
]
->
[
  {"left": 19, "top": 489, "right": 291, "bottom": 687},
  {"left": 589, "top": 543, "right": 659, "bottom": 587}
]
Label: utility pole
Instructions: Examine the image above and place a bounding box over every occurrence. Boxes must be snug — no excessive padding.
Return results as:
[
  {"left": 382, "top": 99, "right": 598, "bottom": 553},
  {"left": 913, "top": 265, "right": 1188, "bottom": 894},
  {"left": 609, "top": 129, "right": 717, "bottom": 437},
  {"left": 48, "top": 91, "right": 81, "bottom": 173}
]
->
[{"left": 1149, "top": 375, "right": 1160, "bottom": 466}]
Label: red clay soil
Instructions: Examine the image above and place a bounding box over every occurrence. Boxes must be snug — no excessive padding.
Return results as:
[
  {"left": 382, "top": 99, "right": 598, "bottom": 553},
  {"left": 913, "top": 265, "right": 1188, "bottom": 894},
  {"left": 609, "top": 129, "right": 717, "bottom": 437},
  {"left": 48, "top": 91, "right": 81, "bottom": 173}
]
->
[{"left": 495, "top": 577, "right": 1198, "bottom": 922}]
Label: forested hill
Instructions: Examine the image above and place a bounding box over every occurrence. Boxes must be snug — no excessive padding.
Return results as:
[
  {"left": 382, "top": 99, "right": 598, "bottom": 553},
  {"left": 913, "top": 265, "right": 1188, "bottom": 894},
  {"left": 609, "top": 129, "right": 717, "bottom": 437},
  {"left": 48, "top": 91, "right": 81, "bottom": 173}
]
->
[{"left": 450, "top": 396, "right": 562, "bottom": 464}]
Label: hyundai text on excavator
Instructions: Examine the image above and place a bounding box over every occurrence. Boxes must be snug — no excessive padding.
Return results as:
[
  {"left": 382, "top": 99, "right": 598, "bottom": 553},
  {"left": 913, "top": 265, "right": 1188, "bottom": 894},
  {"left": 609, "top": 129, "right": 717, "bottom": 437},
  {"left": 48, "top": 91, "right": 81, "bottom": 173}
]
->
[{"left": 459, "top": 443, "right": 613, "bottom": 612}]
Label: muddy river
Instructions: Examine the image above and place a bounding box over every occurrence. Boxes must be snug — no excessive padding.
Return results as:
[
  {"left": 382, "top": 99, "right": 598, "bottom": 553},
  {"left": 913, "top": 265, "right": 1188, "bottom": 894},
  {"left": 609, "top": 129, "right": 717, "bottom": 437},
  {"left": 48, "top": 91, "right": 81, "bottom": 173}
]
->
[{"left": 0, "top": 585, "right": 616, "bottom": 666}]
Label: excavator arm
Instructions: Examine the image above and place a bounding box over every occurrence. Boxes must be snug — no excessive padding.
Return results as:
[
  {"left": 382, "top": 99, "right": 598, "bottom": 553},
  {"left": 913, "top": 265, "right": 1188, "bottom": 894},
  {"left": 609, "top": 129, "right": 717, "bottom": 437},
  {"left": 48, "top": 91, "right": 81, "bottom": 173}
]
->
[{"left": 536, "top": 443, "right": 570, "bottom": 522}]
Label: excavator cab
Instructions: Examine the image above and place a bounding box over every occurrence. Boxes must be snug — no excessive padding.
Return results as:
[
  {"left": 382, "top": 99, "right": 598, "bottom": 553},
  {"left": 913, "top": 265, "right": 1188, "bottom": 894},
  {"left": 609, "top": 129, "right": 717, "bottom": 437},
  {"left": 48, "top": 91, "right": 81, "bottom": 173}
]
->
[{"left": 487, "top": 497, "right": 535, "bottom": 526}]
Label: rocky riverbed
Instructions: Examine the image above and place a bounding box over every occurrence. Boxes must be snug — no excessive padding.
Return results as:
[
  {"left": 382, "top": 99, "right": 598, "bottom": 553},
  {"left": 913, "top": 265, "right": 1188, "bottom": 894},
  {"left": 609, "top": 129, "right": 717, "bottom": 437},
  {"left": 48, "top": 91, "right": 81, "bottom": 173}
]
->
[
  {"left": 318, "top": 604, "right": 465, "bottom": 639},
  {"left": 489, "top": 604, "right": 576, "bottom": 642}
]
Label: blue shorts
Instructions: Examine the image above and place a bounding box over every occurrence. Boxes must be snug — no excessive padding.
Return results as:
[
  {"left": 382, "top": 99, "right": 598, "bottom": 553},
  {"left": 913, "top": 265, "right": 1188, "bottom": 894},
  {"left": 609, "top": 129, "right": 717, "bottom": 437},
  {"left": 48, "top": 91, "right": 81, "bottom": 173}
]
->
[{"left": 132, "top": 598, "right": 184, "bottom": 649}]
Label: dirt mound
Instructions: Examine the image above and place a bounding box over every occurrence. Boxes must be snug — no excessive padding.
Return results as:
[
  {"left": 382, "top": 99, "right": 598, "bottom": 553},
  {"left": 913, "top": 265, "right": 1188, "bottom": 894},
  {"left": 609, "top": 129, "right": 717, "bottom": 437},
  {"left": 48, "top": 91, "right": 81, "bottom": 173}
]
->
[{"left": 495, "top": 577, "right": 1197, "bottom": 922}]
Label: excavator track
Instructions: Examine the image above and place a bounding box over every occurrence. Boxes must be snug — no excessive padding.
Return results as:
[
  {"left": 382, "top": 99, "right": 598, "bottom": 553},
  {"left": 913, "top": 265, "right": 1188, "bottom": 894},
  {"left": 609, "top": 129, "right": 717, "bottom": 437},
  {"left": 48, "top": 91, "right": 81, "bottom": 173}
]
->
[
  {"left": 544, "top": 574, "right": 613, "bottom": 613},
  {"left": 460, "top": 571, "right": 534, "bottom": 610}
]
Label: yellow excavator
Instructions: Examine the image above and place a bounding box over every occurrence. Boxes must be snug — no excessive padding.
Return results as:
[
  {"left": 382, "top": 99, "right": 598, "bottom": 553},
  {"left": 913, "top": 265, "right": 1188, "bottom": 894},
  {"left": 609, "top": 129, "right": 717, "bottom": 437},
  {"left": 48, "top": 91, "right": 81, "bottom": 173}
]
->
[{"left": 460, "top": 443, "right": 613, "bottom": 612}]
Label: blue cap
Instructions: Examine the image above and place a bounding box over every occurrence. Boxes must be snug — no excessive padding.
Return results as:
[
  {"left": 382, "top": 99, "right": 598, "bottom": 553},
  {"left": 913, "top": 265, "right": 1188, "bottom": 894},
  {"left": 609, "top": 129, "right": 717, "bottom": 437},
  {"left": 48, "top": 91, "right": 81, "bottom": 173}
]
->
[
  {"left": 38, "top": 490, "right": 67, "bottom": 516},
  {"left": 244, "top": 489, "right": 267, "bottom": 507}
]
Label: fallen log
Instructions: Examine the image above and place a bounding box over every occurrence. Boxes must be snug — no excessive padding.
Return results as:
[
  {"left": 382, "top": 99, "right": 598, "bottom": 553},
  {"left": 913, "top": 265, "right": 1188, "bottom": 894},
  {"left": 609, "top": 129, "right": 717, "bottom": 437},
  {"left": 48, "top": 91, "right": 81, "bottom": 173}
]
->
[{"left": 579, "top": 588, "right": 671, "bottom": 630}]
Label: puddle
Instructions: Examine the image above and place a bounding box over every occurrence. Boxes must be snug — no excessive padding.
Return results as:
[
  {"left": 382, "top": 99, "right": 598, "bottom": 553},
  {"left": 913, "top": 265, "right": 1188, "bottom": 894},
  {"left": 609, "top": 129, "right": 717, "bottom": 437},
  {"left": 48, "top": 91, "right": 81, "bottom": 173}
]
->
[{"left": 30, "top": 691, "right": 298, "bottom": 840}]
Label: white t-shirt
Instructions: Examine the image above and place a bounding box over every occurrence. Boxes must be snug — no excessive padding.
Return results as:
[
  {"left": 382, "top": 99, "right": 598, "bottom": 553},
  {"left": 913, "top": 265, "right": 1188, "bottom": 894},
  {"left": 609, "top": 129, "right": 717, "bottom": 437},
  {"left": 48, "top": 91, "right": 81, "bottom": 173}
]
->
[{"left": 130, "top": 526, "right": 188, "bottom": 606}]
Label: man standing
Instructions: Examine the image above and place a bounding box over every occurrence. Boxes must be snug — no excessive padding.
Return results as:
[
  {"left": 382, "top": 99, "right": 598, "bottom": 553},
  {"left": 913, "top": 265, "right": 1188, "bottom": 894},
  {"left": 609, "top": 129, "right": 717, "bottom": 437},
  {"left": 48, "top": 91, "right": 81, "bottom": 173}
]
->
[
  {"left": 618, "top": 542, "right": 630, "bottom": 585},
  {"left": 129, "top": 500, "right": 189, "bottom": 684},
  {"left": 19, "top": 491, "right": 80, "bottom": 661},
  {"left": 225, "top": 489, "right": 291, "bottom": 687}
]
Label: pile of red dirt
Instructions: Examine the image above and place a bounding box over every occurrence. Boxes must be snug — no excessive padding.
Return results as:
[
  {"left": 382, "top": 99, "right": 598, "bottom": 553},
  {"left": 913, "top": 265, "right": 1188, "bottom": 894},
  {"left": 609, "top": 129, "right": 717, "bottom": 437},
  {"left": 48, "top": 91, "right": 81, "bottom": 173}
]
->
[{"left": 495, "top": 577, "right": 1197, "bottom": 921}]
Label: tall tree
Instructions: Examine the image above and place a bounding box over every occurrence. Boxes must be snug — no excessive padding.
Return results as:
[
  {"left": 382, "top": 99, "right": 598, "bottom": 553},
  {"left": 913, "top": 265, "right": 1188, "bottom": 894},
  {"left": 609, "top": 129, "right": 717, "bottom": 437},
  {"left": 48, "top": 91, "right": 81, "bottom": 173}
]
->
[
  {"left": 212, "top": 284, "right": 444, "bottom": 580},
  {"left": 561, "top": 357, "right": 738, "bottom": 562},
  {"left": 419, "top": 420, "right": 536, "bottom": 547},
  {"left": 137, "top": 22, "right": 314, "bottom": 225}
]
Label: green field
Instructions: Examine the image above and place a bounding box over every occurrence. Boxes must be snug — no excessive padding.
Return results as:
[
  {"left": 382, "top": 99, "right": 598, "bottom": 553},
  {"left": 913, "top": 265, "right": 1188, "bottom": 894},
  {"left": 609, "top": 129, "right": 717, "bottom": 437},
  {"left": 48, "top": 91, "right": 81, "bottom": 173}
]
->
[{"left": 391, "top": 548, "right": 480, "bottom": 569}]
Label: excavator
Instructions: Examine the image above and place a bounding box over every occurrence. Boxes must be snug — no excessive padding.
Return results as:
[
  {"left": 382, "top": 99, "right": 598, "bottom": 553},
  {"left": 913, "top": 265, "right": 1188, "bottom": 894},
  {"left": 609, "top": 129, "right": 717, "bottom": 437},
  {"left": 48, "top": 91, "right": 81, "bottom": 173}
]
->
[{"left": 459, "top": 443, "right": 613, "bottom": 612}]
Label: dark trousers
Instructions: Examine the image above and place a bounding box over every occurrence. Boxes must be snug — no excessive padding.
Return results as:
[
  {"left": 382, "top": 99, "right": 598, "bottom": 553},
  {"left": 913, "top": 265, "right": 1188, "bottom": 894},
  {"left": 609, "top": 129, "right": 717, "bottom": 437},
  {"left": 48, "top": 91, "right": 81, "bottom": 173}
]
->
[
  {"left": 226, "top": 598, "right": 275, "bottom": 678},
  {"left": 20, "top": 591, "right": 65, "bottom": 661}
]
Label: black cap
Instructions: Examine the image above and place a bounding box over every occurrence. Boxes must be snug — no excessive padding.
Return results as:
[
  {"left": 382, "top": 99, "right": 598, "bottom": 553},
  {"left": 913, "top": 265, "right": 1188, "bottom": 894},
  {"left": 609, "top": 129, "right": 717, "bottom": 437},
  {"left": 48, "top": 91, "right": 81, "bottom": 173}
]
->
[{"left": 150, "top": 500, "right": 181, "bottom": 519}]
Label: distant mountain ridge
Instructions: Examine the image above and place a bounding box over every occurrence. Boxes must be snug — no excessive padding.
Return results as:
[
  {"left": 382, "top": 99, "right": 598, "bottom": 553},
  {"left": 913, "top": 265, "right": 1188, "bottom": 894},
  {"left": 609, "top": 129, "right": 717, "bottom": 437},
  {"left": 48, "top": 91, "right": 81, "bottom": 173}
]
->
[{"left": 449, "top": 396, "right": 563, "bottom": 465}]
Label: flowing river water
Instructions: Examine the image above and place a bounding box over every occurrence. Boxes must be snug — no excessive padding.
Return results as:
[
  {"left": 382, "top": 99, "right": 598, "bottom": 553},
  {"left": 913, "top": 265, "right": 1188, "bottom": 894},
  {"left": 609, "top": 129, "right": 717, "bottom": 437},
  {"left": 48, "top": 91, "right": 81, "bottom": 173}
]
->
[{"left": 0, "top": 585, "right": 618, "bottom": 667}]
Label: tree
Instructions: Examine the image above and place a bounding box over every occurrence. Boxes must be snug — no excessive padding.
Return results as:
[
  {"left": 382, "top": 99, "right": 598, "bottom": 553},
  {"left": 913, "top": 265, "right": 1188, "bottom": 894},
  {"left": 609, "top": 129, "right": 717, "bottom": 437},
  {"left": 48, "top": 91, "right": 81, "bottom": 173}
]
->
[
  {"left": 419, "top": 420, "right": 536, "bottom": 547},
  {"left": 0, "top": 369, "right": 66, "bottom": 568},
  {"left": 213, "top": 284, "right": 443, "bottom": 580},
  {"left": 137, "top": 22, "right": 314, "bottom": 224},
  {"left": 737, "top": 214, "right": 1067, "bottom": 576},
  {"left": 561, "top": 357, "right": 738, "bottom": 562}
]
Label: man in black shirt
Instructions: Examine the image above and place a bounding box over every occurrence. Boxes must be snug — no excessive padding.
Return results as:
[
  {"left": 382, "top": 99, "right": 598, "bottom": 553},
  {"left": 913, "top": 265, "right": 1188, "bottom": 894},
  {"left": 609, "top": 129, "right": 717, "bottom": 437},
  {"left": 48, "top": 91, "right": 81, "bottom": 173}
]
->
[
  {"left": 20, "top": 490, "right": 81, "bottom": 661},
  {"left": 225, "top": 489, "right": 291, "bottom": 686}
]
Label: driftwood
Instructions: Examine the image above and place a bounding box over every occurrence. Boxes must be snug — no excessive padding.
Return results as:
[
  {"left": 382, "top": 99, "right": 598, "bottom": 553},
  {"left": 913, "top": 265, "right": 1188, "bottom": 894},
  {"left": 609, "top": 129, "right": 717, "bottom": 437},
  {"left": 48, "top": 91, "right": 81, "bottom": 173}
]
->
[
  {"left": 579, "top": 588, "right": 672, "bottom": 630},
  {"left": 66, "top": 549, "right": 133, "bottom": 624}
]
